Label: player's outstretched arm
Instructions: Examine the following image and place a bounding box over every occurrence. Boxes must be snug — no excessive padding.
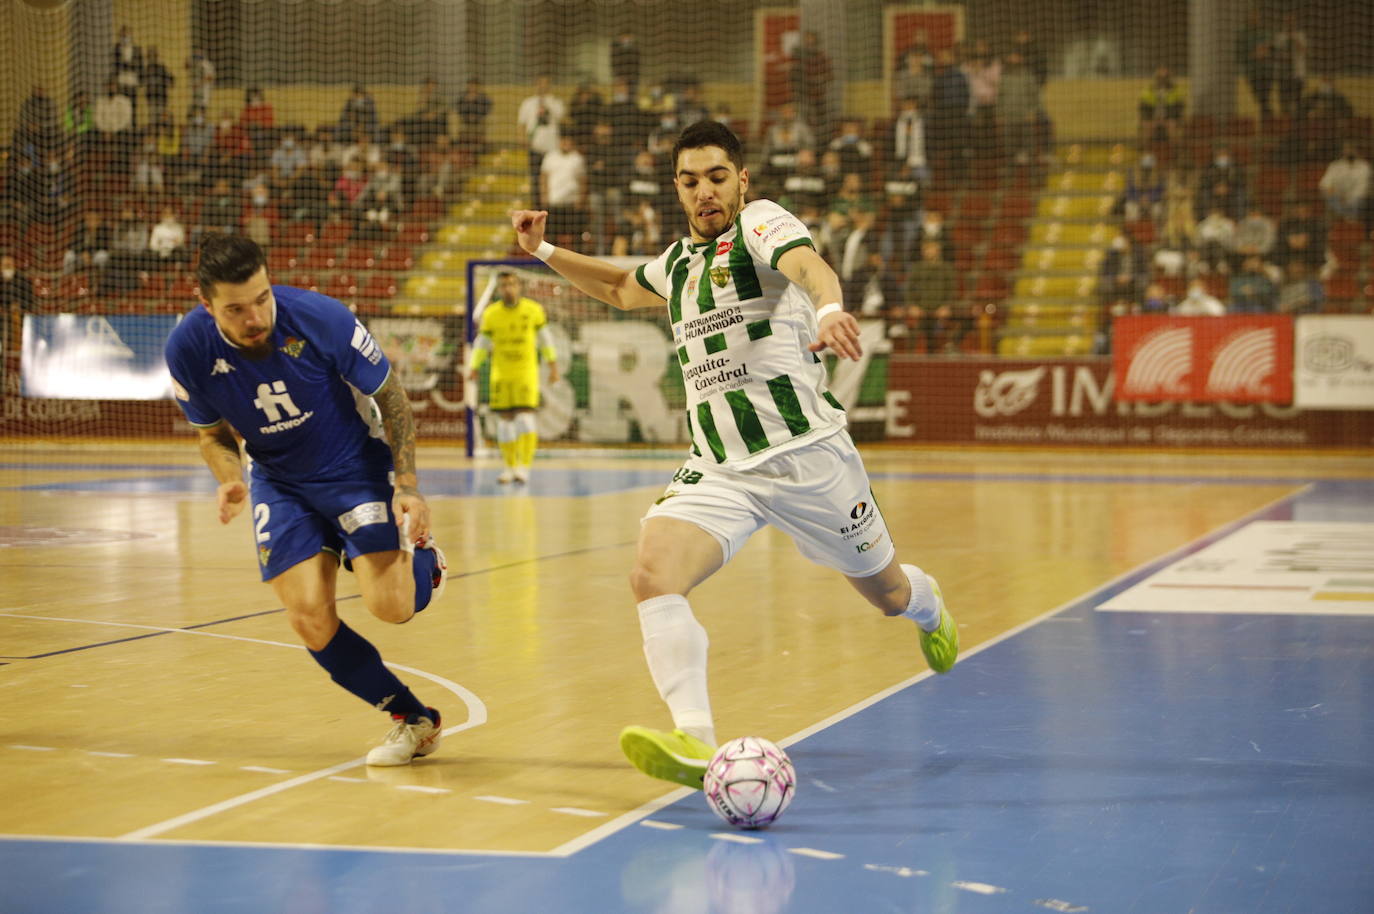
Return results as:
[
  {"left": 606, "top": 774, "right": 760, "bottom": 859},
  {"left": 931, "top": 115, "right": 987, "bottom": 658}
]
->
[
  {"left": 511, "top": 209, "right": 662, "bottom": 311},
  {"left": 372, "top": 371, "right": 431, "bottom": 542},
  {"left": 777, "top": 245, "right": 864, "bottom": 361},
  {"left": 196, "top": 422, "right": 249, "bottom": 524}
]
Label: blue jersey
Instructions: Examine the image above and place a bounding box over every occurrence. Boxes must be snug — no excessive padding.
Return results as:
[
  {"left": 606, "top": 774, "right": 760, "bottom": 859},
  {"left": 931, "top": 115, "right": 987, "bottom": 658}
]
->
[{"left": 165, "top": 286, "right": 394, "bottom": 484}]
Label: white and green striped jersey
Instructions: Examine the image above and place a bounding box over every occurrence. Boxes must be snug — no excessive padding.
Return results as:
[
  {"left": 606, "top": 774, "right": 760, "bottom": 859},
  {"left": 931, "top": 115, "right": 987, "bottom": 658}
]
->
[{"left": 634, "top": 198, "right": 847, "bottom": 468}]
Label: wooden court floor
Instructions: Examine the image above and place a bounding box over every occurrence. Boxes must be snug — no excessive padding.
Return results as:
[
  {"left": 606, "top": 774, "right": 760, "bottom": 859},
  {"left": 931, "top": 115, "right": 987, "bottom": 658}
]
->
[{"left": 1, "top": 443, "right": 1372, "bottom": 911}]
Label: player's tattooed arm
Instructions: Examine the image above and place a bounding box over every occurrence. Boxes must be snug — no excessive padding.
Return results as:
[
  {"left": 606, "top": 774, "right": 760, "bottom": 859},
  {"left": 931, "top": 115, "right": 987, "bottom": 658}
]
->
[
  {"left": 373, "top": 371, "right": 421, "bottom": 496},
  {"left": 196, "top": 422, "right": 244, "bottom": 484},
  {"left": 778, "top": 245, "right": 843, "bottom": 309}
]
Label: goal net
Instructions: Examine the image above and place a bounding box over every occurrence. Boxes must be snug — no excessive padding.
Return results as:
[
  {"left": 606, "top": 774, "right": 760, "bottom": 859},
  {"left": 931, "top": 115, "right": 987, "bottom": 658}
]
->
[{"left": 2, "top": 0, "right": 1372, "bottom": 460}]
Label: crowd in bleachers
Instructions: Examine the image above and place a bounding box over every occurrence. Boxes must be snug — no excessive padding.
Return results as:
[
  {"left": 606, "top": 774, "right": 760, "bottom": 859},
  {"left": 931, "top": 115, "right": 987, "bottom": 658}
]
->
[
  {"left": 1, "top": 30, "right": 477, "bottom": 314},
  {"left": 530, "top": 28, "right": 1052, "bottom": 354},
  {"left": 1097, "top": 26, "right": 1372, "bottom": 351}
]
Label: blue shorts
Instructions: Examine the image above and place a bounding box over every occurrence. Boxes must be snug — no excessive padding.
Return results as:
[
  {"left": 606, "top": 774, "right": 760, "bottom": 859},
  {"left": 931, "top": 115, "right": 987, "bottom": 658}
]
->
[{"left": 249, "top": 472, "right": 402, "bottom": 581}]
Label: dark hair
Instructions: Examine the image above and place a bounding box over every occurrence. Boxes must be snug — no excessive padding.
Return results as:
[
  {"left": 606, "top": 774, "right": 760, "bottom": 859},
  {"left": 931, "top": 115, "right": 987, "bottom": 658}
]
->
[
  {"left": 197, "top": 234, "right": 267, "bottom": 300},
  {"left": 672, "top": 120, "right": 744, "bottom": 172}
]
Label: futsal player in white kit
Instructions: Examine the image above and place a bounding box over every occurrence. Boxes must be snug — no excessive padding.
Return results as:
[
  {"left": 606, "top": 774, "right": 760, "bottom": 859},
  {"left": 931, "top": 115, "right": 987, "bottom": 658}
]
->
[{"left": 510, "top": 121, "right": 958, "bottom": 788}]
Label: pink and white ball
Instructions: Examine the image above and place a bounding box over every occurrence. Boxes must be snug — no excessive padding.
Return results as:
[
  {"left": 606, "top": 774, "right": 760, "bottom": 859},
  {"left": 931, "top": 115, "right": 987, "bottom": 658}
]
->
[{"left": 703, "top": 736, "right": 797, "bottom": 829}]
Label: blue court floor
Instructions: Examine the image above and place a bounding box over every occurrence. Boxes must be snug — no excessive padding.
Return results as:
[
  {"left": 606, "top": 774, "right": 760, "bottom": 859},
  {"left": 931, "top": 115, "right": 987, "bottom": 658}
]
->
[{"left": 3, "top": 474, "right": 1371, "bottom": 913}]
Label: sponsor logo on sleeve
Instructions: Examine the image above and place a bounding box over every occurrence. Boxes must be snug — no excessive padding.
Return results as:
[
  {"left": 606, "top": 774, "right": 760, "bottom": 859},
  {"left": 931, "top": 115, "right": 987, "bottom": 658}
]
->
[{"left": 351, "top": 319, "right": 382, "bottom": 364}]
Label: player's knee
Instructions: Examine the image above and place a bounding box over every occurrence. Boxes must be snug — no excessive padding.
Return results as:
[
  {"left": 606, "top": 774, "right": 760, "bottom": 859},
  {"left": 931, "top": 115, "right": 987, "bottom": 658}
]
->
[
  {"left": 629, "top": 559, "right": 679, "bottom": 602},
  {"left": 286, "top": 604, "right": 339, "bottom": 651},
  {"left": 366, "top": 593, "right": 413, "bottom": 625}
]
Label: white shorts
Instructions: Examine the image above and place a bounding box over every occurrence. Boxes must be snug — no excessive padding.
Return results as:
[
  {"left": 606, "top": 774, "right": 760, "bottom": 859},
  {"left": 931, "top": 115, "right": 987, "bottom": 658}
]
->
[{"left": 643, "top": 429, "right": 896, "bottom": 578}]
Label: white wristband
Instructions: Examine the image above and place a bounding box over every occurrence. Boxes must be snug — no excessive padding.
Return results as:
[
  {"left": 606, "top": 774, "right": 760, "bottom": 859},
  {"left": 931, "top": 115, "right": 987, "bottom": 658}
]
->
[
  {"left": 815, "top": 302, "right": 843, "bottom": 322},
  {"left": 533, "top": 240, "right": 556, "bottom": 262}
]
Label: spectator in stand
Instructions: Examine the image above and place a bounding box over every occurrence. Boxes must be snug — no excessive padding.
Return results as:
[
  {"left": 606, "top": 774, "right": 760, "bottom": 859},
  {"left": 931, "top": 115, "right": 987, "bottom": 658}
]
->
[
  {"left": 287, "top": 164, "right": 330, "bottom": 227},
  {"left": 201, "top": 178, "right": 241, "bottom": 238},
  {"left": 1011, "top": 29, "right": 1049, "bottom": 87},
  {"left": 1119, "top": 152, "right": 1164, "bottom": 221},
  {"left": 997, "top": 50, "right": 1042, "bottom": 168},
  {"left": 790, "top": 30, "right": 833, "bottom": 138},
  {"left": 1230, "top": 256, "right": 1279, "bottom": 313},
  {"left": 1099, "top": 232, "right": 1145, "bottom": 308},
  {"left": 1232, "top": 204, "right": 1277, "bottom": 262},
  {"left": 610, "top": 30, "right": 641, "bottom": 95},
  {"left": 142, "top": 47, "right": 174, "bottom": 123},
  {"left": 334, "top": 163, "right": 369, "bottom": 208},
  {"left": 646, "top": 110, "right": 682, "bottom": 159},
  {"left": 181, "top": 106, "right": 214, "bottom": 184},
  {"left": 584, "top": 120, "right": 626, "bottom": 254},
  {"left": 892, "top": 39, "right": 934, "bottom": 112},
  {"left": 187, "top": 52, "right": 215, "bottom": 111},
  {"left": 900, "top": 240, "right": 962, "bottom": 353},
  {"left": 339, "top": 84, "right": 379, "bottom": 141},
  {"left": 340, "top": 128, "right": 381, "bottom": 173},
  {"left": 355, "top": 186, "right": 399, "bottom": 242},
  {"left": 892, "top": 95, "right": 931, "bottom": 183},
  {"left": 761, "top": 102, "right": 817, "bottom": 193},
  {"left": 1173, "top": 279, "right": 1226, "bottom": 316},
  {"left": 915, "top": 207, "right": 954, "bottom": 263},
  {"left": 63, "top": 90, "right": 95, "bottom": 148},
  {"left": 567, "top": 81, "right": 605, "bottom": 150},
  {"left": 211, "top": 109, "right": 252, "bottom": 183},
  {"left": 455, "top": 77, "right": 492, "bottom": 166},
  {"left": 517, "top": 75, "right": 565, "bottom": 210},
  {"left": 363, "top": 159, "right": 404, "bottom": 210},
  {"left": 0, "top": 253, "right": 36, "bottom": 313},
  {"left": 607, "top": 77, "right": 652, "bottom": 152},
  {"left": 399, "top": 76, "right": 449, "bottom": 148},
  {"left": 1140, "top": 281, "right": 1175, "bottom": 314},
  {"left": 880, "top": 161, "right": 923, "bottom": 267},
  {"left": 623, "top": 149, "right": 674, "bottom": 235},
  {"left": 781, "top": 147, "right": 831, "bottom": 216},
  {"left": 1318, "top": 143, "right": 1370, "bottom": 222},
  {"left": 132, "top": 128, "right": 165, "bottom": 194},
  {"left": 149, "top": 206, "right": 188, "bottom": 266},
  {"left": 93, "top": 79, "right": 135, "bottom": 171},
  {"left": 241, "top": 183, "right": 280, "bottom": 247},
  {"left": 1236, "top": 7, "right": 1274, "bottom": 120},
  {"left": 270, "top": 132, "right": 307, "bottom": 188},
  {"left": 1275, "top": 198, "right": 1326, "bottom": 269},
  {"left": 1295, "top": 76, "right": 1354, "bottom": 163},
  {"left": 1277, "top": 259, "right": 1324, "bottom": 314},
  {"left": 1196, "top": 206, "right": 1238, "bottom": 273},
  {"left": 961, "top": 40, "right": 1001, "bottom": 163},
  {"left": 828, "top": 118, "right": 874, "bottom": 178},
  {"left": 63, "top": 210, "right": 112, "bottom": 275},
  {"left": 1271, "top": 13, "right": 1308, "bottom": 117},
  {"left": 675, "top": 82, "right": 711, "bottom": 130},
  {"left": 829, "top": 172, "right": 874, "bottom": 218},
  {"left": 385, "top": 128, "right": 420, "bottom": 203},
  {"left": 930, "top": 47, "right": 971, "bottom": 184},
  {"left": 541, "top": 132, "right": 588, "bottom": 249},
  {"left": 1154, "top": 174, "right": 1197, "bottom": 273},
  {"left": 153, "top": 111, "right": 181, "bottom": 185},
  {"left": 17, "top": 85, "right": 60, "bottom": 154},
  {"left": 818, "top": 148, "right": 845, "bottom": 201},
  {"left": 836, "top": 207, "right": 883, "bottom": 313},
  {"left": 106, "top": 205, "right": 151, "bottom": 293},
  {"left": 1139, "top": 67, "right": 1185, "bottom": 144},
  {"left": 111, "top": 26, "right": 143, "bottom": 126},
  {"left": 241, "top": 87, "right": 275, "bottom": 130},
  {"left": 1198, "top": 145, "right": 1247, "bottom": 219}
]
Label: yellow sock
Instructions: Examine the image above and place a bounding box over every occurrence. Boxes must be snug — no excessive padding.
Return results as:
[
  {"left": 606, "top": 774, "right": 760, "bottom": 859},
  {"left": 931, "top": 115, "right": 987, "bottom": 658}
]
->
[
  {"left": 517, "top": 431, "right": 538, "bottom": 467},
  {"left": 499, "top": 439, "right": 519, "bottom": 468}
]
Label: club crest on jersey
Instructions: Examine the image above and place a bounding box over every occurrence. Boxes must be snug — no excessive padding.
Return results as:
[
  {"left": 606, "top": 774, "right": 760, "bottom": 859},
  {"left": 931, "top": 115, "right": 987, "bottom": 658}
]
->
[
  {"left": 257, "top": 545, "right": 272, "bottom": 566},
  {"left": 211, "top": 358, "right": 234, "bottom": 375},
  {"left": 279, "top": 336, "right": 306, "bottom": 358},
  {"left": 709, "top": 265, "right": 731, "bottom": 288},
  {"left": 715, "top": 240, "right": 733, "bottom": 256}
]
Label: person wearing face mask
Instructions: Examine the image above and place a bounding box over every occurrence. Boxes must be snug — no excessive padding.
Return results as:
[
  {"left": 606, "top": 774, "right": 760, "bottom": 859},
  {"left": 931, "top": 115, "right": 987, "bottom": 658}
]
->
[
  {"left": 517, "top": 75, "right": 566, "bottom": 210},
  {"left": 149, "top": 206, "right": 188, "bottom": 266},
  {"left": 827, "top": 118, "right": 874, "bottom": 178},
  {"left": 1198, "top": 145, "right": 1247, "bottom": 219},
  {"left": 270, "top": 132, "right": 306, "bottom": 186},
  {"left": 1319, "top": 143, "right": 1371, "bottom": 222}
]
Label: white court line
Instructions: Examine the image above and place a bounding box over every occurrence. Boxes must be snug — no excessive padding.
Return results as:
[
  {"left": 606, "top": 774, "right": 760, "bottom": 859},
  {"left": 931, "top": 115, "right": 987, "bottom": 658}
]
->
[
  {"left": 9, "top": 745, "right": 55, "bottom": 752},
  {"left": 162, "top": 758, "right": 216, "bottom": 766},
  {"left": 790, "top": 847, "right": 845, "bottom": 860},
  {"left": 240, "top": 766, "right": 291, "bottom": 775},
  {"left": 0, "top": 611, "right": 487, "bottom": 843},
  {"left": 549, "top": 807, "right": 607, "bottom": 818},
  {"left": 474, "top": 795, "right": 528, "bottom": 806},
  {"left": 396, "top": 785, "right": 450, "bottom": 795}
]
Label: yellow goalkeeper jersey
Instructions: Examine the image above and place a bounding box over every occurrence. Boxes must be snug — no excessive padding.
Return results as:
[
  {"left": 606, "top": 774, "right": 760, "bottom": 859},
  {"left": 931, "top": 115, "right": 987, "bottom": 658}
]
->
[{"left": 476, "top": 298, "right": 548, "bottom": 372}]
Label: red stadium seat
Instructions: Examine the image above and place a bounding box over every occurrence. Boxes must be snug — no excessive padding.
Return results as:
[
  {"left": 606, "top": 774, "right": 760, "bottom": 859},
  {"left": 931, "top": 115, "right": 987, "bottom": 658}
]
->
[
  {"left": 360, "top": 274, "right": 398, "bottom": 300},
  {"left": 972, "top": 274, "right": 1009, "bottom": 302},
  {"left": 376, "top": 245, "right": 414, "bottom": 272},
  {"left": 340, "top": 244, "right": 376, "bottom": 271}
]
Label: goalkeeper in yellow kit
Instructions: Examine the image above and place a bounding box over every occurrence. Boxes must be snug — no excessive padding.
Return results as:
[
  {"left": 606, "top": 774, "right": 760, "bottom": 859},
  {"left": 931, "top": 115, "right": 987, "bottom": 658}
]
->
[{"left": 467, "top": 271, "right": 559, "bottom": 484}]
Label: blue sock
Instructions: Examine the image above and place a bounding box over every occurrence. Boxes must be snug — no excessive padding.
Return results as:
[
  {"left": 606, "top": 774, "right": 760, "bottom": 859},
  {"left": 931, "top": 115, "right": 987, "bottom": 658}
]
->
[
  {"left": 309, "top": 621, "right": 427, "bottom": 717},
  {"left": 412, "top": 548, "right": 436, "bottom": 614}
]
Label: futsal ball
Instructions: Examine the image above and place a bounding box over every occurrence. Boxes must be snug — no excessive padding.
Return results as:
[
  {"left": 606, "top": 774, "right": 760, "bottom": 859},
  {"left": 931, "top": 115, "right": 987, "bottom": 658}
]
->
[{"left": 703, "top": 736, "right": 796, "bottom": 829}]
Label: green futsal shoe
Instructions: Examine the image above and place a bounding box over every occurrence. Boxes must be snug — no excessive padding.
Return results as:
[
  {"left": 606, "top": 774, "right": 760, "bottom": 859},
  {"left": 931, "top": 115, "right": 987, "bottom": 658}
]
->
[
  {"left": 918, "top": 575, "right": 959, "bottom": 674},
  {"left": 619, "top": 726, "right": 715, "bottom": 790}
]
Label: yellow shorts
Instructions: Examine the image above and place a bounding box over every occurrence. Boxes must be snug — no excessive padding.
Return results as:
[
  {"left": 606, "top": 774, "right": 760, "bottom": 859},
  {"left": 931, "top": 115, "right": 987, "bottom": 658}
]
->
[{"left": 489, "top": 369, "right": 540, "bottom": 411}]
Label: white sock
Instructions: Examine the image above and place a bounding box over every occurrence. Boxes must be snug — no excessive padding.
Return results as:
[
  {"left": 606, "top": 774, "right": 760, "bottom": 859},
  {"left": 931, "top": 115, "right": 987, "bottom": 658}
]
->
[
  {"left": 516, "top": 411, "right": 537, "bottom": 436},
  {"left": 899, "top": 564, "right": 941, "bottom": 632},
  {"left": 637, "top": 594, "right": 715, "bottom": 747},
  {"left": 496, "top": 417, "right": 518, "bottom": 444}
]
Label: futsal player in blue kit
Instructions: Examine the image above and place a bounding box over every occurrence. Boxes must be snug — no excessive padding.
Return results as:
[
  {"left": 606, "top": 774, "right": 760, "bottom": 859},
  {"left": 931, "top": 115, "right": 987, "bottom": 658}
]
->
[{"left": 165, "top": 234, "right": 449, "bottom": 766}]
